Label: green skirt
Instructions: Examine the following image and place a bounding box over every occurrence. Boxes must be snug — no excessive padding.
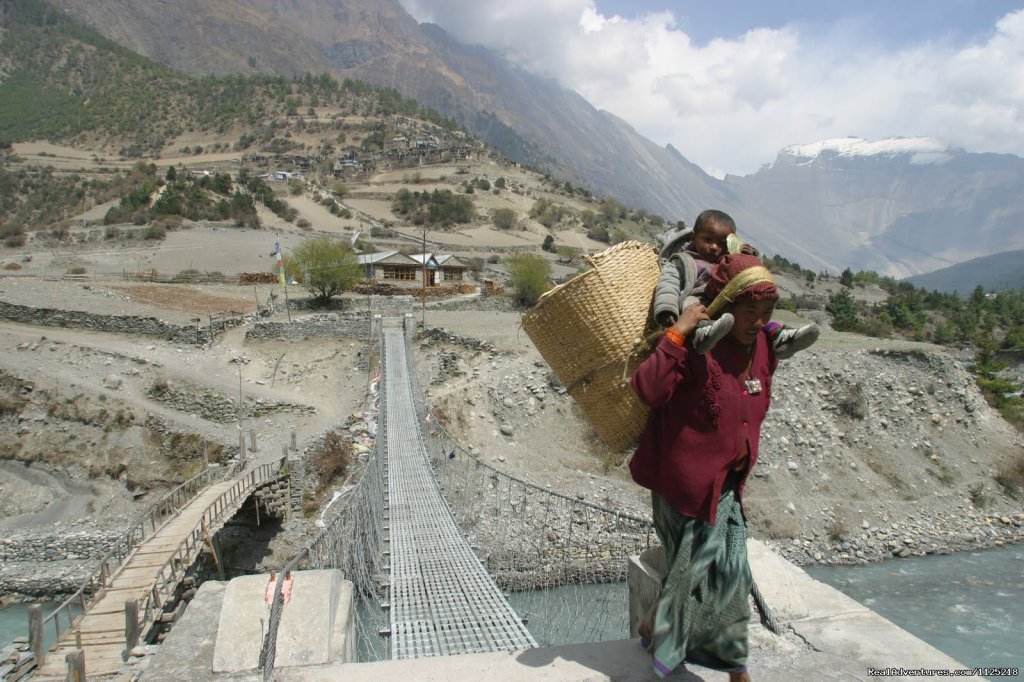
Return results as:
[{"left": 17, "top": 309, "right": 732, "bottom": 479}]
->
[{"left": 650, "top": 481, "right": 751, "bottom": 678}]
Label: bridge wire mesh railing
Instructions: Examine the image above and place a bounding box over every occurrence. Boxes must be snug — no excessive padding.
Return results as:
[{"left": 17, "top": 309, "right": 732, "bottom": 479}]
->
[
  {"left": 405, "top": 330, "right": 778, "bottom": 639},
  {"left": 259, "top": 335, "right": 389, "bottom": 679}
]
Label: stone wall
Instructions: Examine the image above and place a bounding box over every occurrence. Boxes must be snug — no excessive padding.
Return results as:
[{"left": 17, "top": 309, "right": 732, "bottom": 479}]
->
[
  {"left": 0, "top": 300, "right": 262, "bottom": 345},
  {"left": 244, "top": 312, "right": 372, "bottom": 342},
  {"left": 285, "top": 295, "right": 417, "bottom": 315},
  {"left": 0, "top": 529, "right": 121, "bottom": 562}
]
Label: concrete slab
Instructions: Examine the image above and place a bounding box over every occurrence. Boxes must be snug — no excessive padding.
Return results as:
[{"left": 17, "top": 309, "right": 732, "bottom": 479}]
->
[
  {"left": 211, "top": 575, "right": 267, "bottom": 672},
  {"left": 274, "top": 570, "right": 354, "bottom": 667},
  {"left": 275, "top": 635, "right": 874, "bottom": 681},
  {"left": 747, "top": 539, "right": 871, "bottom": 620},
  {"left": 212, "top": 570, "right": 353, "bottom": 673},
  {"left": 790, "top": 610, "right": 965, "bottom": 670},
  {"left": 144, "top": 544, "right": 970, "bottom": 682},
  {"left": 145, "top": 581, "right": 231, "bottom": 682}
]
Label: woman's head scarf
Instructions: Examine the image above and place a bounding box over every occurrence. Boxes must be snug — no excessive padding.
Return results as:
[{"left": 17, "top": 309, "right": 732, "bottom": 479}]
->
[{"left": 704, "top": 253, "right": 778, "bottom": 318}]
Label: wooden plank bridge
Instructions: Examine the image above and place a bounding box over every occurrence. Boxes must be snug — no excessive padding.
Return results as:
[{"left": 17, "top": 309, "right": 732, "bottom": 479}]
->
[{"left": 32, "top": 459, "right": 285, "bottom": 680}]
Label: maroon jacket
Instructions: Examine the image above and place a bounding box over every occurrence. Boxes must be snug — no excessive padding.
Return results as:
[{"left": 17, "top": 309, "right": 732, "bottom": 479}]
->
[{"left": 629, "top": 330, "right": 777, "bottom": 524}]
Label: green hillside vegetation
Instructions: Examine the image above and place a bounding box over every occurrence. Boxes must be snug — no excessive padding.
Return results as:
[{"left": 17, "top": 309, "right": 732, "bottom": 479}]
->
[
  {"left": 0, "top": 0, "right": 456, "bottom": 156},
  {"left": 0, "top": 0, "right": 675, "bottom": 247},
  {"left": 765, "top": 255, "right": 1023, "bottom": 429}
]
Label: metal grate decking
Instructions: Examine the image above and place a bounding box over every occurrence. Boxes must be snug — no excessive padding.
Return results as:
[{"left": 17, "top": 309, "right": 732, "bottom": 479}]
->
[{"left": 383, "top": 327, "right": 537, "bottom": 659}]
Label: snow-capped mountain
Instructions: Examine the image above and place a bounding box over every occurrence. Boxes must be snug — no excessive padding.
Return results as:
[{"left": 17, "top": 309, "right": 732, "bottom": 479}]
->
[
  {"left": 781, "top": 136, "right": 954, "bottom": 164},
  {"left": 723, "top": 138, "right": 1024, "bottom": 277}
]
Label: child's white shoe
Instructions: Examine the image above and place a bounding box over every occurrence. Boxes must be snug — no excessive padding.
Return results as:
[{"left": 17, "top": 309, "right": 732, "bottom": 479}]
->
[
  {"left": 773, "top": 323, "right": 819, "bottom": 359},
  {"left": 692, "top": 313, "right": 734, "bottom": 354}
]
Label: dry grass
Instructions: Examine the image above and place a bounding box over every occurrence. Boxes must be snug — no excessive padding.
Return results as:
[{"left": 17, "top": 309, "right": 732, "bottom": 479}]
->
[
  {"left": 836, "top": 383, "right": 867, "bottom": 420},
  {"left": 995, "top": 454, "right": 1024, "bottom": 500},
  {"left": 109, "top": 284, "right": 255, "bottom": 315},
  {"left": 825, "top": 517, "right": 849, "bottom": 543},
  {"left": 968, "top": 482, "right": 990, "bottom": 509},
  {"left": 0, "top": 393, "right": 27, "bottom": 416}
]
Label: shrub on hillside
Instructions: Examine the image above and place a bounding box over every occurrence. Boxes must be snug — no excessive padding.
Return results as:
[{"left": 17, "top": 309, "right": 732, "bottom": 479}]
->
[
  {"left": 505, "top": 253, "right": 551, "bottom": 306},
  {"left": 995, "top": 454, "right": 1024, "bottom": 499},
  {"left": 104, "top": 205, "right": 130, "bottom": 225},
  {"left": 587, "top": 224, "right": 610, "bottom": 243},
  {"left": 492, "top": 208, "right": 517, "bottom": 230},
  {"left": 311, "top": 430, "right": 352, "bottom": 495}
]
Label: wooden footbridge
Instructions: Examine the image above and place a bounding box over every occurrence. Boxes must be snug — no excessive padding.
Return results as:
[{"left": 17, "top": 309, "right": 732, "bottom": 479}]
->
[{"left": 30, "top": 458, "right": 286, "bottom": 680}]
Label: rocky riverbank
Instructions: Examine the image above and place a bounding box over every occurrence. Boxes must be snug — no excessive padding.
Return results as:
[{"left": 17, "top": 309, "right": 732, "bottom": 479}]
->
[
  {"left": 766, "top": 508, "right": 1024, "bottom": 567},
  {"left": 416, "top": 320, "right": 1024, "bottom": 573}
]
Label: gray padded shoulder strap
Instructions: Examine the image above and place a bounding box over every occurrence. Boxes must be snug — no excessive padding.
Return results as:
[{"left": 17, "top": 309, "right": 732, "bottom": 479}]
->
[{"left": 669, "top": 251, "right": 697, "bottom": 294}]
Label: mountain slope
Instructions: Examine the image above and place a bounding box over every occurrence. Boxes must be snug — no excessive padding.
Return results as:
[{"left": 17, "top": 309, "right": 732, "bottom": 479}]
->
[
  {"left": 904, "top": 249, "right": 1024, "bottom": 294},
  {"left": 42, "top": 0, "right": 727, "bottom": 221},
  {"left": 27, "top": 1, "right": 1024, "bottom": 278},
  {"left": 725, "top": 139, "right": 1024, "bottom": 277}
]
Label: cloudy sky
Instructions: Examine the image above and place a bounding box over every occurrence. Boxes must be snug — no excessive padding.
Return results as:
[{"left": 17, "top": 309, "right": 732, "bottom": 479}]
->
[{"left": 398, "top": 0, "right": 1024, "bottom": 178}]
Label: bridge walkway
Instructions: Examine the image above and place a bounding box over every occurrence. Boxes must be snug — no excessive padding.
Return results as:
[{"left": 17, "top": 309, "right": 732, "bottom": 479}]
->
[
  {"left": 382, "top": 324, "right": 536, "bottom": 659},
  {"left": 35, "top": 460, "right": 283, "bottom": 679}
]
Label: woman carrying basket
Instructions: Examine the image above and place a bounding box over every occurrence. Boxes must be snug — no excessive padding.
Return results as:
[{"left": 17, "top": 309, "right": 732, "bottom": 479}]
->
[{"left": 630, "top": 253, "right": 780, "bottom": 681}]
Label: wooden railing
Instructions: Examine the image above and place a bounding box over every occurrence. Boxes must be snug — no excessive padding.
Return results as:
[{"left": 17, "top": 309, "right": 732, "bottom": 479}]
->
[
  {"left": 137, "top": 457, "right": 286, "bottom": 635},
  {"left": 38, "top": 465, "right": 229, "bottom": 651}
]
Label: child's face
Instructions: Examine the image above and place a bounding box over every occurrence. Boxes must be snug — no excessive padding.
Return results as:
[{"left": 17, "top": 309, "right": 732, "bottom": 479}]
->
[{"left": 692, "top": 221, "right": 734, "bottom": 263}]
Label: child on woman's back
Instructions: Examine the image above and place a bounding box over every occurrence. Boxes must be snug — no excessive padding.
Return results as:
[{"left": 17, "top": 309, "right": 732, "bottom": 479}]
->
[{"left": 653, "top": 209, "right": 819, "bottom": 357}]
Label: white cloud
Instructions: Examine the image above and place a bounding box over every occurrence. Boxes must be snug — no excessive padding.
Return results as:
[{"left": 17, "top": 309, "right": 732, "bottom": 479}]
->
[{"left": 399, "top": 2, "right": 1024, "bottom": 176}]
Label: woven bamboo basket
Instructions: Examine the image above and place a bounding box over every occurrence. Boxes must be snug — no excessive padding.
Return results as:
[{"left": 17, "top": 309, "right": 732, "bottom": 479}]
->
[{"left": 522, "top": 241, "right": 660, "bottom": 452}]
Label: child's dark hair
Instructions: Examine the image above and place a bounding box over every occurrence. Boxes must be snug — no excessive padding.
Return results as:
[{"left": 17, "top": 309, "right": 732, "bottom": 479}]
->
[{"left": 693, "top": 209, "right": 736, "bottom": 235}]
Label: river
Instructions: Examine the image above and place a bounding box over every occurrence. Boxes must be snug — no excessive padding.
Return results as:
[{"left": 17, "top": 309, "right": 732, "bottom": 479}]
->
[
  {"left": 0, "top": 602, "right": 81, "bottom": 651},
  {"left": 806, "top": 545, "right": 1023, "bottom": 678}
]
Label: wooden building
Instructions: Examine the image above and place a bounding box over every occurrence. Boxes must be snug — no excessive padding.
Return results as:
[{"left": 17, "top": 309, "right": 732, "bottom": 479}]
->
[{"left": 357, "top": 251, "right": 470, "bottom": 288}]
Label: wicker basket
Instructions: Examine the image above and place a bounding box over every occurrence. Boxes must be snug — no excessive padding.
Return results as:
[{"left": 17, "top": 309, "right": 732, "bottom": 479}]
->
[{"left": 522, "top": 241, "right": 660, "bottom": 451}]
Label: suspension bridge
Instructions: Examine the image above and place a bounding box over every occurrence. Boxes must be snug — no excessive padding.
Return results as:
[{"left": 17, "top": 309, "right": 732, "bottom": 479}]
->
[
  {"left": 259, "top": 316, "right": 656, "bottom": 672},
  {"left": 249, "top": 316, "right": 971, "bottom": 681},
  {"left": 380, "top": 321, "right": 537, "bottom": 657},
  {"left": 19, "top": 315, "right": 967, "bottom": 680}
]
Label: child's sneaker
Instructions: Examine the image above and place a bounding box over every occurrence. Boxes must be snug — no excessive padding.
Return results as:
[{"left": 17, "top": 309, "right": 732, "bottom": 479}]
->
[
  {"left": 767, "top": 322, "right": 819, "bottom": 359},
  {"left": 692, "top": 313, "right": 734, "bottom": 354}
]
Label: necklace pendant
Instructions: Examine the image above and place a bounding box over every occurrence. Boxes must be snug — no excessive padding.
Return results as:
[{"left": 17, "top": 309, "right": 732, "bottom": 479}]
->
[{"left": 744, "top": 378, "right": 762, "bottom": 395}]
